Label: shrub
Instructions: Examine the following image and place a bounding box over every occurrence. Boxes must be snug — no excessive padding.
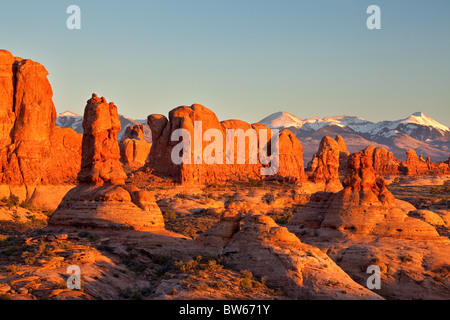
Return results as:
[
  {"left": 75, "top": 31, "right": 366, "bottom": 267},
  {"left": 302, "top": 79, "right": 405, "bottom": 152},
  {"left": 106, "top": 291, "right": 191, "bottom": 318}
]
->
[
  {"left": 262, "top": 193, "right": 275, "bottom": 205},
  {"left": 163, "top": 209, "right": 177, "bottom": 222},
  {"left": 239, "top": 278, "right": 253, "bottom": 291},
  {"left": 176, "top": 256, "right": 223, "bottom": 274},
  {"left": 248, "top": 178, "right": 265, "bottom": 188}
]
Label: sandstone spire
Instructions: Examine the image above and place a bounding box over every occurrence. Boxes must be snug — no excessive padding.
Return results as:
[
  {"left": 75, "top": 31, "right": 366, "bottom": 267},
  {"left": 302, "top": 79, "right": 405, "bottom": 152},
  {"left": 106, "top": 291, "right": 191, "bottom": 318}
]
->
[{"left": 77, "top": 94, "right": 127, "bottom": 185}]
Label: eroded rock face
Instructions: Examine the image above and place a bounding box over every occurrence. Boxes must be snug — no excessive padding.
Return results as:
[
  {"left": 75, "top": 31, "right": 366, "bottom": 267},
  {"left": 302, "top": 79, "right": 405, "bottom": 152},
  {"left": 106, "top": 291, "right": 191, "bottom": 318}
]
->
[
  {"left": 221, "top": 211, "right": 381, "bottom": 299},
  {"left": 50, "top": 95, "right": 164, "bottom": 231},
  {"left": 335, "top": 135, "right": 349, "bottom": 175},
  {"left": 0, "top": 50, "right": 81, "bottom": 187},
  {"left": 291, "top": 150, "right": 441, "bottom": 238},
  {"left": 49, "top": 184, "right": 164, "bottom": 231},
  {"left": 194, "top": 209, "right": 241, "bottom": 249},
  {"left": 120, "top": 124, "right": 151, "bottom": 169},
  {"left": 364, "top": 146, "right": 400, "bottom": 176},
  {"left": 77, "top": 94, "right": 127, "bottom": 185},
  {"left": 400, "top": 149, "right": 450, "bottom": 176},
  {"left": 309, "top": 136, "right": 341, "bottom": 183},
  {"left": 147, "top": 104, "right": 306, "bottom": 184}
]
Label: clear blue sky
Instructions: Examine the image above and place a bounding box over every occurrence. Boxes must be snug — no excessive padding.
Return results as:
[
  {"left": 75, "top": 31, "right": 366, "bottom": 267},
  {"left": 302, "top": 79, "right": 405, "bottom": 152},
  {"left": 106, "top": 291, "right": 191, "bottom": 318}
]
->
[{"left": 1, "top": 0, "right": 449, "bottom": 125}]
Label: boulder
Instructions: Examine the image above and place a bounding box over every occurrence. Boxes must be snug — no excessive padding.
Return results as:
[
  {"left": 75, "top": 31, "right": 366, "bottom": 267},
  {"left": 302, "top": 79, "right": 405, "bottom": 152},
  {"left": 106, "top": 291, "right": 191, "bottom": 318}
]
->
[{"left": 49, "top": 184, "right": 164, "bottom": 231}]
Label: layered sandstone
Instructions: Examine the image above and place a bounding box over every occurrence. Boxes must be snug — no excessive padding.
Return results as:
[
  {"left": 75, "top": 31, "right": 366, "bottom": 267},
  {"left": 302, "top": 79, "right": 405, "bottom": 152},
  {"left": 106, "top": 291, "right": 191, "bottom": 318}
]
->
[
  {"left": 335, "top": 135, "right": 349, "bottom": 174},
  {"left": 399, "top": 149, "right": 450, "bottom": 176},
  {"left": 49, "top": 94, "right": 164, "bottom": 231},
  {"left": 308, "top": 136, "right": 342, "bottom": 188},
  {"left": 147, "top": 104, "right": 306, "bottom": 184},
  {"left": 77, "top": 94, "right": 127, "bottom": 185},
  {"left": 220, "top": 211, "right": 381, "bottom": 299},
  {"left": 364, "top": 146, "right": 400, "bottom": 176},
  {"left": 291, "top": 150, "right": 441, "bottom": 238},
  {"left": 120, "top": 124, "right": 151, "bottom": 169},
  {"left": 0, "top": 50, "right": 81, "bottom": 195},
  {"left": 49, "top": 184, "right": 164, "bottom": 231}
]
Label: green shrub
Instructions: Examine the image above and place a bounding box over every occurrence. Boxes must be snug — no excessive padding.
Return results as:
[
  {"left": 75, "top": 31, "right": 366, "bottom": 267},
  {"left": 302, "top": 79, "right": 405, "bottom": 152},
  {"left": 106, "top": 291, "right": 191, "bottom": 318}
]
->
[{"left": 1, "top": 194, "right": 20, "bottom": 209}]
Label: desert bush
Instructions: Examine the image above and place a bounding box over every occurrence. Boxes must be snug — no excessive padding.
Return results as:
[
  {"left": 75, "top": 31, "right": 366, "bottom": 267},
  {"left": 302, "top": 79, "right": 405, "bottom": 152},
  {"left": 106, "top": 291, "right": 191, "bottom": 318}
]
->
[
  {"left": 262, "top": 193, "right": 275, "bottom": 205},
  {"left": 163, "top": 209, "right": 177, "bottom": 222},
  {"left": 1, "top": 194, "right": 20, "bottom": 208},
  {"left": 248, "top": 177, "right": 265, "bottom": 188},
  {"left": 176, "top": 256, "right": 223, "bottom": 274}
]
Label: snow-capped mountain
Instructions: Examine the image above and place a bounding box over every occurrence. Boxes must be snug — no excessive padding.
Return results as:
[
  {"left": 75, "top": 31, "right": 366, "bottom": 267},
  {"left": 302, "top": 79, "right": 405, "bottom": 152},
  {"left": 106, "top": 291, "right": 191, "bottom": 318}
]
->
[
  {"left": 56, "top": 111, "right": 152, "bottom": 141},
  {"left": 259, "top": 112, "right": 450, "bottom": 162}
]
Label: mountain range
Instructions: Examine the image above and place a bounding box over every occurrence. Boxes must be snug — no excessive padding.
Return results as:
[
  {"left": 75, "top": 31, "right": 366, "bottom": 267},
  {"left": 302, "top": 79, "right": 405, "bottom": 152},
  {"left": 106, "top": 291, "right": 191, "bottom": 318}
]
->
[
  {"left": 259, "top": 111, "right": 450, "bottom": 162},
  {"left": 56, "top": 111, "right": 152, "bottom": 141},
  {"left": 56, "top": 110, "right": 450, "bottom": 162}
]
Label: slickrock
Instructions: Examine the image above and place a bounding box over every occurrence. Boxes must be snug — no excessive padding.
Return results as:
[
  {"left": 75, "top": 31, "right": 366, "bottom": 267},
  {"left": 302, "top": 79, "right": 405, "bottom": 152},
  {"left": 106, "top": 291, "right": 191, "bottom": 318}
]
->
[
  {"left": 289, "top": 150, "right": 450, "bottom": 299},
  {"left": 0, "top": 50, "right": 81, "bottom": 187},
  {"left": 49, "top": 184, "right": 164, "bottom": 231},
  {"left": 194, "top": 209, "right": 241, "bottom": 249},
  {"left": 77, "top": 94, "right": 127, "bottom": 185},
  {"left": 147, "top": 104, "right": 306, "bottom": 184},
  {"left": 120, "top": 124, "right": 151, "bottom": 169},
  {"left": 221, "top": 211, "right": 382, "bottom": 299},
  {"left": 49, "top": 94, "right": 165, "bottom": 231},
  {"left": 307, "top": 136, "right": 343, "bottom": 192}
]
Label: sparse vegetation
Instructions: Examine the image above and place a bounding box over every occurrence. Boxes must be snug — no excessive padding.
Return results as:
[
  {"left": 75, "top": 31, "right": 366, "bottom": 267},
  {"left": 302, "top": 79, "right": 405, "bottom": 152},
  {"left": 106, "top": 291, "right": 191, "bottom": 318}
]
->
[
  {"left": 1, "top": 194, "right": 20, "bottom": 209},
  {"left": 248, "top": 178, "right": 265, "bottom": 188},
  {"left": 163, "top": 209, "right": 177, "bottom": 222},
  {"left": 262, "top": 193, "right": 275, "bottom": 205}
]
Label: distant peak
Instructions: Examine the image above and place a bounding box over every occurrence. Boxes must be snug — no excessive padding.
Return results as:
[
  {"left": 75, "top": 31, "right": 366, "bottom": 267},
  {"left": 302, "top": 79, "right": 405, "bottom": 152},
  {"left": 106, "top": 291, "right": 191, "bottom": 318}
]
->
[
  {"left": 58, "top": 110, "right": 81, "bottom": 117},
  {"left": 411, "top": 112, "right": 425, "bottom": 117}
]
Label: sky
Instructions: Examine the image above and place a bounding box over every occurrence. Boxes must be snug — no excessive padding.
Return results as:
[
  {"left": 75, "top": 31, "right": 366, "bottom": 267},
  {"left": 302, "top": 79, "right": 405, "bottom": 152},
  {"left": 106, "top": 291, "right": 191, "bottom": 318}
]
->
[{"left": 1, "top": 0, "right": 449, "bottom": 126}]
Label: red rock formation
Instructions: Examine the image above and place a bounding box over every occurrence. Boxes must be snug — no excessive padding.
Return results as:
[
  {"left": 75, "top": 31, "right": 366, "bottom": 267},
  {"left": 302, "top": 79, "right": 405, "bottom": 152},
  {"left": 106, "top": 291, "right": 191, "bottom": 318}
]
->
[
  {"left": 147, "top": 104, "right": 306, "bottom": 184},
  {"left": 400, "top": 149, "right": 450, "bottom": 176},
  {"left": 291, "top": 150, "right": 441, "bottom": 239},
  {"left": 221, "top": 211, "right": 381, "bottom": 299},
  {"left": 335, "top": 135, "right": 349, "bottom": 175},
  {"left": 0, "top": 50, "right": 81, "bottom": 188},
  {"left": 364, "top": 146, "right": 400, "bottom": 176},
  {"left": 275, "top": 129, "right": 307, "bottom": 182},
  {"left": 120, "top": 124, "right": 151, "bottom": 169},
  {"left": 309, "top": 136, "right": 341, "bottom": 183},
  {"left": 77, "top": 94, "right": 127, "bottom": 185},
  {"left": 46, "top": 127, "right": 82, "bottom": 184},
  {"left": 50, "top": 95, "right": 164, "bottom": 231}
]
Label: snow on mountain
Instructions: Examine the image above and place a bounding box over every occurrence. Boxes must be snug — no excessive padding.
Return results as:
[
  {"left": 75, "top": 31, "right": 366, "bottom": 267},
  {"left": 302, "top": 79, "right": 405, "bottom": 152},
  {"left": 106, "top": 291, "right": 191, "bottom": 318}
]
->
[
  {"left": 259, "top": 112, "right": 305, "bottom": 128},
  {"left": 55, "top": 110, "right": 83, "bottom": 132},
  {"left": 260, "top": 111, "right": 449, "bottom": 138},
  {"left": 55, "top": 110, "right": 151, "bottom": 142},
  {"left": 258, "top": 111, "right": 450, "bottom": 161}
]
